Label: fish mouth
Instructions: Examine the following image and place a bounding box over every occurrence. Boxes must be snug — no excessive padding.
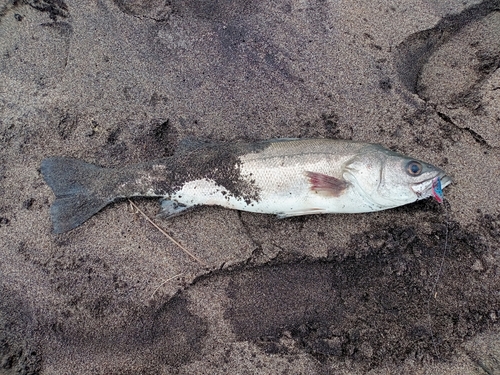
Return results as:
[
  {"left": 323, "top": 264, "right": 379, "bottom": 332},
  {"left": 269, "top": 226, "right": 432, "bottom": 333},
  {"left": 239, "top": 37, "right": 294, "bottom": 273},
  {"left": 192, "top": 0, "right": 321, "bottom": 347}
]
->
[
  {"left": 432, "top": 172, "right": 453, "bottom": 202},
  {"left": 440, "top": 175, "right": 452, "bottom": 189},
  {"left": 412, "top": 172, "right": 452, "bottom": 202}
]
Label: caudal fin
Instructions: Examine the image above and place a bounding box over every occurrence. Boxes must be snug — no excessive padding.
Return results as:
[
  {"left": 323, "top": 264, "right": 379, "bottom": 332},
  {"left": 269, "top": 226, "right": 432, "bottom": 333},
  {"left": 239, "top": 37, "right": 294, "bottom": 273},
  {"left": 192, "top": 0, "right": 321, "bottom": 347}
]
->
[{"left": 41, "top": 157, "right": 114, "bottom": 233}]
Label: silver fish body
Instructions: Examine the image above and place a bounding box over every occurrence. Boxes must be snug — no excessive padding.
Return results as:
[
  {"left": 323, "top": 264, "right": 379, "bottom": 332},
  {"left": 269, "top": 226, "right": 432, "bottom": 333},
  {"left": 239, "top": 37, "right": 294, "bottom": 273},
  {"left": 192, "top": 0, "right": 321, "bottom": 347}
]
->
[{"left": 41, "top": 139, "right": 451, "bottom": 233}]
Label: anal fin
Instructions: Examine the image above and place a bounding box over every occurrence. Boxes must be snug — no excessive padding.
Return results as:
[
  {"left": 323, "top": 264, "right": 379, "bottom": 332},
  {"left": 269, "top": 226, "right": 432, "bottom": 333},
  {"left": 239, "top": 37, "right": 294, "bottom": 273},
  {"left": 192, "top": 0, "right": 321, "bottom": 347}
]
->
[
  {"left": 157, "top": 199, "right": 193, "bottom": 219},
  {"left": 276, "top": 207, "right": 326, "bottom": 219}
]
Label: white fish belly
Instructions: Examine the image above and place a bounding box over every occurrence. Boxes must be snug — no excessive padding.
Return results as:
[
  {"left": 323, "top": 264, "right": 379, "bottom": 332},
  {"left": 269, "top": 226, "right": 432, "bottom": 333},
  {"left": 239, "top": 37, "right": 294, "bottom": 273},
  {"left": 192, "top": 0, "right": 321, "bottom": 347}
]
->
[{"left": 169, "top": 152, "right": 378, "bottom": 215}]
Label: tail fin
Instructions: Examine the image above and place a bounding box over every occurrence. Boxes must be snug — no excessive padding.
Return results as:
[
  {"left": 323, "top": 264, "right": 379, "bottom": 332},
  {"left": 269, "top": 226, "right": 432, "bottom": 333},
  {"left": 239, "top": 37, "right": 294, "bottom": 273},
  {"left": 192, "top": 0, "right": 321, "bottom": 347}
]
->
[{"left": 41, "top": 157, "right": 114, "bottom": 233}]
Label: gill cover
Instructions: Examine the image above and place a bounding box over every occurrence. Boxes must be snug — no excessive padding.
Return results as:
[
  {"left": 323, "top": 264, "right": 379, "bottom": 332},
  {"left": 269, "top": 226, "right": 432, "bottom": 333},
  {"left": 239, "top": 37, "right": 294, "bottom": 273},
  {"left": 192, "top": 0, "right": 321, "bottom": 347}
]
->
[{"left": 342, "top": 146, "right": 394, "bottom": 208}]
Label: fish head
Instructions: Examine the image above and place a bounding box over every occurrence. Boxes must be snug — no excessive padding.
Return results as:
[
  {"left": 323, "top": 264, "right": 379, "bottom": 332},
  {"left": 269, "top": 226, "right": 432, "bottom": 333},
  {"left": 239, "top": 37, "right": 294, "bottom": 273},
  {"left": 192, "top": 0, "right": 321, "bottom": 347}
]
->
[{"left": 344, "top": 146, "right": 452, "bottom": 209}]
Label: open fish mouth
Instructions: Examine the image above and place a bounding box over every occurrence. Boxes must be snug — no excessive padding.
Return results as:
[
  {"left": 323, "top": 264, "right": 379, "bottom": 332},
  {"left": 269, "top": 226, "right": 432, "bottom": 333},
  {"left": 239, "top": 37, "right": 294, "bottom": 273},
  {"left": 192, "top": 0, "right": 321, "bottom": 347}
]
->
[
  {"left": 412, "top": 173, "right": 452, "bottom": 203},
  {"left": 433, "top": 174, "right": 452, "bottom": 203},
  {"left": 439, "top": 175, "right": 452, "bottom": 188}
]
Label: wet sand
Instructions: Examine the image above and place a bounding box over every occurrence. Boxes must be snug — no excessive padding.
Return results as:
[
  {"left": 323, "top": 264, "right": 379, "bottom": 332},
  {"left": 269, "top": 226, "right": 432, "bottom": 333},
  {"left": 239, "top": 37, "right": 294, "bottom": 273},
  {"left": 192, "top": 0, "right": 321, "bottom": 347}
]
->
[{"left": 1, "top": 0, "right": 499, "bottom": 374}]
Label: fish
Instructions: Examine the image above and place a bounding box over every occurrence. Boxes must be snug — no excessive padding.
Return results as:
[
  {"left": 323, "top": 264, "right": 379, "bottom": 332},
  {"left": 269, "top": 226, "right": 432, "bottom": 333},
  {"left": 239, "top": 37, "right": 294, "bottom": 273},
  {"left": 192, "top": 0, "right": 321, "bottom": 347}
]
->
[{"left": 40, "top": 138, "right": 452, "bottom": 233}]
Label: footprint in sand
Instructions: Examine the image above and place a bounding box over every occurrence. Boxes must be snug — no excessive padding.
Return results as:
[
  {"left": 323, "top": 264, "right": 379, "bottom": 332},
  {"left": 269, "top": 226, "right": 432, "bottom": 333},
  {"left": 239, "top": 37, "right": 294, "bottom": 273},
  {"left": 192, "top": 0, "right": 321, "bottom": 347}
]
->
[{"left": 396, "top": 1, "right": 500, "bottom": 147}]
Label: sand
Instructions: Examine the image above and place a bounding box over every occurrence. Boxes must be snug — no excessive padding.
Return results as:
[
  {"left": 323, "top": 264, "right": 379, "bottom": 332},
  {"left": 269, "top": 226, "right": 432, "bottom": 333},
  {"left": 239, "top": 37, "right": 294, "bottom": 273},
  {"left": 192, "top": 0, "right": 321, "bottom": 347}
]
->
[{"left": 1, "top": 0, "right": 499, "bottom": 374}]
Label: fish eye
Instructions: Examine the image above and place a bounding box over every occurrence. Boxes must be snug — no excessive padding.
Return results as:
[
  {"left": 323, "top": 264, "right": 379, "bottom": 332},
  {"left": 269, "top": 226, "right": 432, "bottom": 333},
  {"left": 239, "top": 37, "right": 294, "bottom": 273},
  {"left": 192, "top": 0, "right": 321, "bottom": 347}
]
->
[{"left": 406, "top": 161, "right": 423, "bottom": 176}]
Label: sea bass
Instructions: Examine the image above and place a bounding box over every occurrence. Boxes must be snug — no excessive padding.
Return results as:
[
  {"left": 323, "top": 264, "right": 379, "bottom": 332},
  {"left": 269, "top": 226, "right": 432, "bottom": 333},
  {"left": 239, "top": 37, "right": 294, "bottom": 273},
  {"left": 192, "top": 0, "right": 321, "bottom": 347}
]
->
[{"left": 41, "top": 138, "right": 451, "bottom": 233}]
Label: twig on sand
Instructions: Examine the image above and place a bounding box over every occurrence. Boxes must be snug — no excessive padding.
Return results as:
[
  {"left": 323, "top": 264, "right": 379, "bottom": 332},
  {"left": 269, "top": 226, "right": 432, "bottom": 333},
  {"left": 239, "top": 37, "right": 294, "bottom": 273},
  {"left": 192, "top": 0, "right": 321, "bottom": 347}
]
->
[
  {"left": 151, "top": 273, "right": 184, "bottom": 299},
  {"left": 127, "top": 199, "right": 207, "bottom": 266}
]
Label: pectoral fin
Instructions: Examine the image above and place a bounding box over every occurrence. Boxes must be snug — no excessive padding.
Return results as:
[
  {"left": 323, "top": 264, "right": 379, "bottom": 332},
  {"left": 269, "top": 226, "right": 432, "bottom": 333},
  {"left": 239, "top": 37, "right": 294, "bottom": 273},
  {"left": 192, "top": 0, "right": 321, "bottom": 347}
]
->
[{"left": 305, "top": 171, "right": 349, "bottom": 197}]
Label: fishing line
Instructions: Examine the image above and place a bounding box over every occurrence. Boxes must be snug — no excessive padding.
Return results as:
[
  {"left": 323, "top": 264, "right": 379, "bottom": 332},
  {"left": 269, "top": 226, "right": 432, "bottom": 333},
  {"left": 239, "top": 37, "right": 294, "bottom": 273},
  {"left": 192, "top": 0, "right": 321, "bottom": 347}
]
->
[
  {"left": 426, "top": 198, "right": 451, "bottom": 358},
  {"left": 432, "top": 200, "right": 451, "bottom": 298}
]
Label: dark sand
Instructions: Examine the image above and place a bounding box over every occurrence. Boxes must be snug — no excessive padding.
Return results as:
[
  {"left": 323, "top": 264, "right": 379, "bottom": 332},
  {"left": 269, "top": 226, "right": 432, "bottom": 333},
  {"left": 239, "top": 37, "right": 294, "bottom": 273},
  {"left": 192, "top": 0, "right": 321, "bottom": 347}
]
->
[{"left": 1, "top": 0, "right": 499, "bottom": 374}]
